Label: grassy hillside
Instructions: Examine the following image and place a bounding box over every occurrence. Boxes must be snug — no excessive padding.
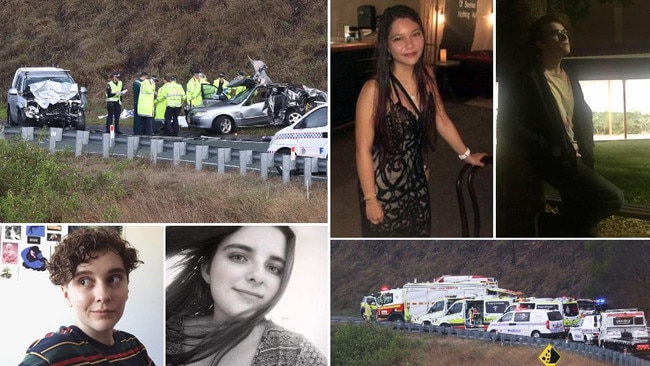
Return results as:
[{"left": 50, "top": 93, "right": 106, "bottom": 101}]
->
[
  {"left": 331, "top": 241, "right": 650, "bottom": 315},
  {"left": 0, "top": 0, "right": 327, "bottom": 109}
]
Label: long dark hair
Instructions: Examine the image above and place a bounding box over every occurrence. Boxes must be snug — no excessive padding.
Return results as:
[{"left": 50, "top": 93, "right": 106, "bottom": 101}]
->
[
  {"left": 165, "top": 226, "right": 296, "bottom": 365},
  {"left": 373, "top": 5, "right": 437, "bottom": 164}
]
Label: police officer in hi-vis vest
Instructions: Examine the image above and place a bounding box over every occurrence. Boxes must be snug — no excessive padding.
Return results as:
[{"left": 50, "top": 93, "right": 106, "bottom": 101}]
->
[{"left": 105, "top": 71, "right": 126, "bottom": 134}]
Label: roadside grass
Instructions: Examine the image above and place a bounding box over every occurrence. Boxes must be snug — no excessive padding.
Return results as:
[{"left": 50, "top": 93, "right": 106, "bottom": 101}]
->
[
  {"left": 331, "top": 323, "right": 610, "bottom": 366},
  {"left": 0, "top": 138, "right": 326, "bottom": 223}
]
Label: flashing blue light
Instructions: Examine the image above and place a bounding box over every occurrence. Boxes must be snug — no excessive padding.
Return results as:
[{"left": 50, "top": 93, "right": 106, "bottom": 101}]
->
[{"left": 596, "top": 298, "right": 607, "bottom": 304}]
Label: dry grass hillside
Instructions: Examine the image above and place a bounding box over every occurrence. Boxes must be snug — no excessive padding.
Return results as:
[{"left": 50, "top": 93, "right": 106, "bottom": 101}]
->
[
  {"left": 0, "top": 0, "right": 327, "bottom": 108},
  {"left": 331, "top": 240, "right": 650, "bottom": 315}
]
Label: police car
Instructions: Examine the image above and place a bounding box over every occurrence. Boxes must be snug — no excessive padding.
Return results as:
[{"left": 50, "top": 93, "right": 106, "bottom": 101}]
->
[{"left": 267, "top": 104, "right": 328, "bottom": 158}]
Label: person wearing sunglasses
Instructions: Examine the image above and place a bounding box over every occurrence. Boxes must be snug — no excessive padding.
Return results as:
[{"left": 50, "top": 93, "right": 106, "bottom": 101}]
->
[{"left": 498, "top": 13, "right": 623, "bottom": 237}]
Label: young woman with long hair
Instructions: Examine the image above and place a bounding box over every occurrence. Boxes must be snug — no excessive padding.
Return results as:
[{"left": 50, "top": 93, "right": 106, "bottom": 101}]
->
[
  {"left": 165, "top": 226, "right": 326, "bottom": 366},
  {"left": 356, "top": 5, "right": 486, "bottom": 237}
]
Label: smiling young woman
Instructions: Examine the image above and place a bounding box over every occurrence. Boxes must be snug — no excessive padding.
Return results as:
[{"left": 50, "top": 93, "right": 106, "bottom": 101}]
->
[
  {"left": 165, "top": 226, "right": 326, "bottom": 366},
  {"left": 355, "top": 5, "right": 486, "bottom": 238}
]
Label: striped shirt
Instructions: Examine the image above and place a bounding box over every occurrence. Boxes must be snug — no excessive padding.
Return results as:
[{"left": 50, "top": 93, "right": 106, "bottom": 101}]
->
[{"left": 19, "top": 325, "right": 154, "bottom": 366}]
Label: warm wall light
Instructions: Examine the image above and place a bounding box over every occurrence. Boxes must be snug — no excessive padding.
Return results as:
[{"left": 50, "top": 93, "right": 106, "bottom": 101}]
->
[
  {"left": 439, "top": 9, "right": 445, "bottom": 23},
  {"left": 440, "top": 49, "right": 447, "bottom": 63},
  {"left": 488, "top": 9, "right": 494, "bottom": 25}
]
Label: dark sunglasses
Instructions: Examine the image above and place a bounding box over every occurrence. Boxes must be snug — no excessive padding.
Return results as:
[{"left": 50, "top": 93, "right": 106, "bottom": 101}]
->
[{"left": 545, "top": 29, "right": 569, "bottom": 40}]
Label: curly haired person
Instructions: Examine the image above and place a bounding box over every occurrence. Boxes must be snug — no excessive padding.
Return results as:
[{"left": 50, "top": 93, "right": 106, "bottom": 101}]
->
[{"left": 19, "top": 228, "right": 154, "bottom": 366}]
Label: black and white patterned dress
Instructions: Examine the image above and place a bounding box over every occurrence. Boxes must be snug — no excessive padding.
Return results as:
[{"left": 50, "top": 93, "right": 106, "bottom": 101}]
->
[{"left": 360, "top": 77, "right": 431, "bottom": 237}]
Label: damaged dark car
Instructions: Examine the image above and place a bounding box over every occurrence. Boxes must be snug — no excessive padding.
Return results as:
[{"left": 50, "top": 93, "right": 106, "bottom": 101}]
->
[{"left": 7, "top": 67, "right": 87, "bottom": 130}]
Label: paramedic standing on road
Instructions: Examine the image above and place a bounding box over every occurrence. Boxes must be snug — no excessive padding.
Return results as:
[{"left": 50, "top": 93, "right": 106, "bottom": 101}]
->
[
  {"left": 133, "top": 72, "right": 148, "bottom": 135},
  {"left": 137, "top": 75, "right": 156, "bottom": 135},
  {"left": 105, "top": 72, "right": 125, "bottom": 134},
  {"left": 160, "top": 75, "right": 186, "bottom": 136},
  {"left": 186, "top": 70, "right": 203, "bottom": 114}
]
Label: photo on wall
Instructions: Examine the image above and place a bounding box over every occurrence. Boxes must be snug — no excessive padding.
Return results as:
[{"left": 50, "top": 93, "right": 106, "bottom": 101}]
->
[{"left": 4, "top": 226, "right": 21, "bottom": 241}]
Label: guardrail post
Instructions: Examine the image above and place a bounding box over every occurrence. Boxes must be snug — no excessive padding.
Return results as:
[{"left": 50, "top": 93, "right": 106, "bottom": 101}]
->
[
  {"left": 282, "top": 154, "right": 291, "bottom": 185},
  {"left": 224, "top": 147, "right": 232, "bottom": 162},
  {"left": 82, "top": 130, "right": 90, "bottom": 145},
  {"left": 308, "top": 156, "right": 319, "bottom": 173},
  {"left": 0, "top": 125, "right": 4, "bottom": 140},
  {"left": 180, "top": 141, "right": 187, "bottom": 156},
  {"left": 53, "top": 127, "right": 63, "bottom": 142},
  {"left": 173, "top": 142, "right": 183, "bottom": 166},
  {"left": 217, "top": 148, "right": 226, "bottom": 174},
  {"left": 150, "top": 139, "right": 161, "bottom": 164},
  {"left": 75, "top": 131, "right": 84, "bottom": 156},
  {"left": 127, "top": 136, "right": 137, "bottom": 159},
  {"left": 239, "top": 150, "right": 251, "bottom": 175},
  {"left": 21, "top": 127, "right": 34, "bottom": 141},
  {"left": 102, "top": 134, "right": 110, "bottom": 158},
  {"left": 260, "top": 153, "right": 271, "bottom": 180},
  {"left": 49, "top": 133, "right": 56, "bottom": 152},
  {"left": 304, "top": 157, "right": 312, "bottom": 188},
  {"left": 195, "top": 145, "right": 208, "bottom": 171}
]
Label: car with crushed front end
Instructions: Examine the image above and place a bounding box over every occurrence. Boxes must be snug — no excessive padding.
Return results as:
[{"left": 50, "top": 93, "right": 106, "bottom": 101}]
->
[{"left": 7, "top": 67, "right": 87, "bottom": 130}]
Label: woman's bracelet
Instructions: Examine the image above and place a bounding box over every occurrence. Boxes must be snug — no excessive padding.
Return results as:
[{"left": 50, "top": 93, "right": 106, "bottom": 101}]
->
[
  {"left": 458, "top": 147, "right": 471, "bottom": 160},
  {"left": 363, "top": 194, "right": 377, "bottom": 201}
]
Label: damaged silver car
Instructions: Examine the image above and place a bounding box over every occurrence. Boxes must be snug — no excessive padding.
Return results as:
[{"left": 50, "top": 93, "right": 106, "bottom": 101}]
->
[{"left": 7, "top": 67, "right": 87, "bottom": 130}]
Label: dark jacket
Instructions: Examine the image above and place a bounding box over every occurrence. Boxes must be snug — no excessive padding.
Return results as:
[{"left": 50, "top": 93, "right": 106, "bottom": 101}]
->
[{"left": 507, "top": 64, "right": 594, "bottom": 172}]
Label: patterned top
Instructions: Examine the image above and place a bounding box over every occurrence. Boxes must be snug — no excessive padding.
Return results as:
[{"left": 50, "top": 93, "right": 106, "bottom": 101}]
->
[
  {"left": 252, "top": 322, "right": 326, "bottom": 365},
  {"left": 19, "top": 325, "right": 154, "bottom": 366},
  {"left": 167, "top": 319, "right": 327, "bottom": 365}
]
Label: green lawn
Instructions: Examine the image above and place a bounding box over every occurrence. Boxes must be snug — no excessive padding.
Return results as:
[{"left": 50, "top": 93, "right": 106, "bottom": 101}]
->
[{"left": 594, "top": 139, "right": 650, "bottom": 205}]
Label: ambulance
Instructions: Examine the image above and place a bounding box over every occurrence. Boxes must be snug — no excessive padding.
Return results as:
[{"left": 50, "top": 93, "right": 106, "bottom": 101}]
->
[
  {"left": 411, "top": 296, "right": 463, "bottom": 325},
  {"left": 376, "top": 275, "right": 501, "bottom": 323},
  {"left": 432, "top": 297, "right": 514, "bottom": 329},
  {"left": 505, "top": 297, "right": 580, "bottom": 328},
  {"left": 487, "top": 309, "right": 566, "bottom": 338}
]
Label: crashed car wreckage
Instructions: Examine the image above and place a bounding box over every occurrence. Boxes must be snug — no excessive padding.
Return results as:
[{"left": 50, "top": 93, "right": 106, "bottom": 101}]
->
[
  {"left": 201, "top": 57, "right": 327, "bottom": 126},
  {"left": 7, "top": 68, "right": 87, "bottom": 130}
]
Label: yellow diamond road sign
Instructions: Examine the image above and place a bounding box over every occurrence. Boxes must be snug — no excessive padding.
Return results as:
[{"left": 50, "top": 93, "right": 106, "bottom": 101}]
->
[{"left": 538, "top": 343, "right": 561, "bottom": 365}]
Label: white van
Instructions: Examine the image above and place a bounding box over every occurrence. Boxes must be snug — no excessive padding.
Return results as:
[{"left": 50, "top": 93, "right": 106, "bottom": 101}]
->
[
  {"left": 487, "top": 309, "right": 565, "bottom": 338},
  {"left": 267, "top": 104, "right": 328, "bottom": 159},
  {"left": 505, "top": 299, "right": 580, "bottom": 328}
]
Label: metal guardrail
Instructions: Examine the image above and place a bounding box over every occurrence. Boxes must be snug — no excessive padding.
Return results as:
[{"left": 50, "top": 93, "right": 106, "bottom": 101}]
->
[
  {"left": 1, "top": 127, "right": 327, "bottom": 186},
  {"left": 332, "top": 319, "right": 650, "bottom": 365}
]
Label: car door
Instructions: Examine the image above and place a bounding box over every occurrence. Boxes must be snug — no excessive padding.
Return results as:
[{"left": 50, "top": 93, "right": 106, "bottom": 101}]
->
[
  {"left": 491, "top": 311, "right": 514, "bottom": 333},
  {"left": 7, "top": 73, "right": 24, "bottom": 121},
  {"left": 513, "top": 311, "right": 531, "bottom": 334},
  {"left": 239, "top": 86, "right": 269, "bottom": 125}
]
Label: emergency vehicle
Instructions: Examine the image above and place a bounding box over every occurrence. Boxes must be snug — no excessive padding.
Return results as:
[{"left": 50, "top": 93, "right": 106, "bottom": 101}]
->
[
  {"left": 376, "top": 275, "right": 503, "bottom": 322},
  {"left": 577, "top": 298, "right": 597, "bottom": 316},
  {"left": 505, "top": 297, "right": 580, "bottom": 328},
  {"left": 597, "top": 309, "right": 650, "bottom": 359},
  {"left": 411, "top": 296, "right": 463, "bottom": 325},
  {"left": 487, "top": 309, "right": 566, "bottom": 338},
  {"left": 360, "top": 295, "right": 378, "bottom": 320},
  {"left": 432, "top": 297, "right": 514, "bottom": 329},
  {"left": 267, "top": 104, "right": 328, "bottom": 159}
]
